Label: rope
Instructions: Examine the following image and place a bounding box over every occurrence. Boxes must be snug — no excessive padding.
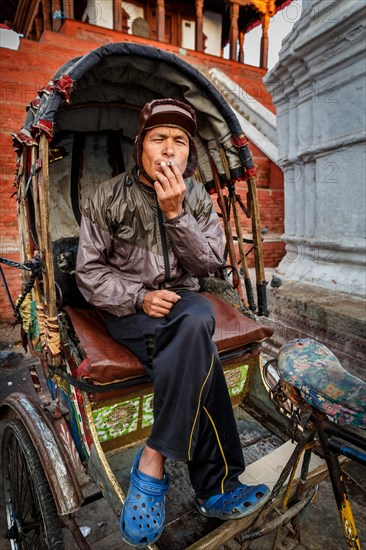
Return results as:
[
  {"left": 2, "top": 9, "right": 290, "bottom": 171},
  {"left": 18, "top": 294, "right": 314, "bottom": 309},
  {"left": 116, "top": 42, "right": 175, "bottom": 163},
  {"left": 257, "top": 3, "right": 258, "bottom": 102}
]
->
[
  {"left": 36, "top": 304, "right": 46, "bottom": 350},
  {"left": 16, "top": 293, "right": 32, "bottom": 332},
  {"left": 0, "top": 256, "right": 38, "bottom": 271},
  {"left": 45, "top": 316, "right": 61, "bottom": 357}
]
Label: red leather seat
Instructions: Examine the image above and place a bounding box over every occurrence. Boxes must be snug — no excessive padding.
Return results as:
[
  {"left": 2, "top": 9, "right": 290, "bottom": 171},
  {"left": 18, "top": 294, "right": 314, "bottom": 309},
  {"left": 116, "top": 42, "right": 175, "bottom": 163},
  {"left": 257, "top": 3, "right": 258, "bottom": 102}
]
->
[{"left": 65, "top": 292, "right": 273, "bottom": 386}]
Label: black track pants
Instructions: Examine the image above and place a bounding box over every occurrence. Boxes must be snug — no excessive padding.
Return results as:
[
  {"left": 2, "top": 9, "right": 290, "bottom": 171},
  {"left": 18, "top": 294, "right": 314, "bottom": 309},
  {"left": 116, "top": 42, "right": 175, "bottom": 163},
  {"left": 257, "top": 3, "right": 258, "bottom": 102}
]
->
[{"left": 105, "top": 290, "right": 245, "bottom": 499}]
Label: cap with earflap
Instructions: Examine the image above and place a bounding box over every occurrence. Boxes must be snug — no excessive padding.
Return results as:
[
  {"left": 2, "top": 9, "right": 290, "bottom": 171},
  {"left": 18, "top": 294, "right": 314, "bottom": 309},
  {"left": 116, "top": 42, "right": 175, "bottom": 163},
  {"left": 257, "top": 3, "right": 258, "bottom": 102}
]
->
[{"left": 133, "top": 98, "right": 198, "bottom": 180}]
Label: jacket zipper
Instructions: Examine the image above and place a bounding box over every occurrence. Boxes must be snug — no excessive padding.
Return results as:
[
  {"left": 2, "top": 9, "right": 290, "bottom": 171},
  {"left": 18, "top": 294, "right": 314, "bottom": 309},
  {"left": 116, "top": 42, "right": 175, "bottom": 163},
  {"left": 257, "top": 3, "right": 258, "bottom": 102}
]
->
[{"left": 157, "top": 202, "right": 171, "bottom": 283}]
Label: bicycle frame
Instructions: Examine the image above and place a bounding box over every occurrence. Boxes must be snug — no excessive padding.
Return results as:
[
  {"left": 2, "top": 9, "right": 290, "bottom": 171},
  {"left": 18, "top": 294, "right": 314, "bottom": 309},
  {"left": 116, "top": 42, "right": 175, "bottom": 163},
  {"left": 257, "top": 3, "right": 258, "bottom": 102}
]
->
[
  {"left": 315, "top": 413, "right": 366, "bottom": 550},
  {"left": 262, "top": 357, "right": 366, "bottom": 550}
]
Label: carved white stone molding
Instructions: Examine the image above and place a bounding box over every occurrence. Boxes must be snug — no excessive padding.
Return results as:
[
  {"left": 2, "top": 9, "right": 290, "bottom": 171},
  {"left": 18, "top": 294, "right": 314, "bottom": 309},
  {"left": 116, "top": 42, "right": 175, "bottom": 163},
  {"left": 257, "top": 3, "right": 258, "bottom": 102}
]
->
[{"left": 264, "top": 0, "right": 366, "bottom": 297}]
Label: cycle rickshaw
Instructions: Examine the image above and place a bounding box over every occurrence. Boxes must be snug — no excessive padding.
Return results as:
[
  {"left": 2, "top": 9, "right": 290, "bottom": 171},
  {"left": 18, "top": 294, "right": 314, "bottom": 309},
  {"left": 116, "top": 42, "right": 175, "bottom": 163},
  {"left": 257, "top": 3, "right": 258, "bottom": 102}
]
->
[{"left": 1, "top": 43, "right": 365, "bottom": 549}]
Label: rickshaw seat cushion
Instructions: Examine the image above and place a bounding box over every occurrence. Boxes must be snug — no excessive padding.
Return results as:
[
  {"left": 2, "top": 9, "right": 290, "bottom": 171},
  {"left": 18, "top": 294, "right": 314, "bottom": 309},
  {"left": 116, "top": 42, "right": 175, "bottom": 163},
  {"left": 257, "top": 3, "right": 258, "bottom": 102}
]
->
[
  {"left": 65, "top": 292, "right": 273, "bottom": 386},
  {"left": 65, "top": 306, "right": 144, "bottom": 384},
  {"left": 200, "top": 291, "right": 272, "bottom": 353}
]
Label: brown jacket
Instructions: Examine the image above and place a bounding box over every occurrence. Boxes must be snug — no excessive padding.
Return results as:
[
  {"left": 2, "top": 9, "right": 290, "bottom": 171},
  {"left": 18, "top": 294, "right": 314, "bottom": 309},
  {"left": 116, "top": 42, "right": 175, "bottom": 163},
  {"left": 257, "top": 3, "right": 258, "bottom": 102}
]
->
[{"left": 76, "top": 169, "right": 223, "bottom": 317}]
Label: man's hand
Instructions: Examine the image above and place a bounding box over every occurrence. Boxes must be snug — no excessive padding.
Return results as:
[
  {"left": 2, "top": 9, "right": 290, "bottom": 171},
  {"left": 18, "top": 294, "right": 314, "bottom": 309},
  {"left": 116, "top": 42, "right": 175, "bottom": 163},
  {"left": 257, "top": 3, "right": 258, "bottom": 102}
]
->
[
  {"left": 154, "top": 161, "right": 186, "bottom": 219},
  {"left": 142, "top": 289, "right": 181, "bottom": 317}
]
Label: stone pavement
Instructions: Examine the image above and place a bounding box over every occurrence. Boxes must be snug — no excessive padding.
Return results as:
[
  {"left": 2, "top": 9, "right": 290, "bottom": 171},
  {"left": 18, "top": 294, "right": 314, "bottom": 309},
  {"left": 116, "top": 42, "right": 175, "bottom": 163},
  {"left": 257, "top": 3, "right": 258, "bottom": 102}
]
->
[{"left": 0, "top": 347, "right": 365, "bottom": 550}]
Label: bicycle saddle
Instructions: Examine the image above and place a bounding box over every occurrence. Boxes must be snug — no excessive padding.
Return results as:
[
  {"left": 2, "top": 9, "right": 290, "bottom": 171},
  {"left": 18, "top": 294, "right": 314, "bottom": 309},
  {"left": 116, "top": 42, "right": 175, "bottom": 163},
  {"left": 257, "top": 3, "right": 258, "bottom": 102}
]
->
[{"left": 277, "top": 338, "right": 366, "bottom": 430}]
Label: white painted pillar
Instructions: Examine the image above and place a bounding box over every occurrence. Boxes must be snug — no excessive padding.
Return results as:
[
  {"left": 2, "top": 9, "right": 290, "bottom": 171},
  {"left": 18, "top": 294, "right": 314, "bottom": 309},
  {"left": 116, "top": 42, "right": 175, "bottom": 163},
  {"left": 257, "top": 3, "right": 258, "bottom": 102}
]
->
[{"left": 264, "top": 0, "right": 366, "bottom": 297}]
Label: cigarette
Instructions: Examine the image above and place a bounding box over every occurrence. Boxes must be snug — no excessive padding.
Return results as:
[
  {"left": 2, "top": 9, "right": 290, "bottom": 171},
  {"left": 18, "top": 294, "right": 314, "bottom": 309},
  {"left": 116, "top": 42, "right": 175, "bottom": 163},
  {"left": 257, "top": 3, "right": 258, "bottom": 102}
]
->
[{"left": 167, "top": 160, "right": 174, "bottom": 167}]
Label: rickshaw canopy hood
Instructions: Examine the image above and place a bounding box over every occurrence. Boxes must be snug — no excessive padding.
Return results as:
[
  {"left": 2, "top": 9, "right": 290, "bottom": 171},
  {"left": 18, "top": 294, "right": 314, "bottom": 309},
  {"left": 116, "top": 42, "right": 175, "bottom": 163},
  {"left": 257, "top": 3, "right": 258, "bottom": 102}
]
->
[{"left": 14, "top": 42, "right": 256, "bottom": 183}]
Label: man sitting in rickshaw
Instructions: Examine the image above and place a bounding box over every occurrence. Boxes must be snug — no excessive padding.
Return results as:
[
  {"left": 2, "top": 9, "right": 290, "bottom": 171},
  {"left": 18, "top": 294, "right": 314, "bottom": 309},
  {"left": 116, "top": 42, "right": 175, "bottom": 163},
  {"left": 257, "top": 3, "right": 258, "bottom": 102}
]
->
[{"left": 76, "top": 98, "right": 270, "bottom": 548}]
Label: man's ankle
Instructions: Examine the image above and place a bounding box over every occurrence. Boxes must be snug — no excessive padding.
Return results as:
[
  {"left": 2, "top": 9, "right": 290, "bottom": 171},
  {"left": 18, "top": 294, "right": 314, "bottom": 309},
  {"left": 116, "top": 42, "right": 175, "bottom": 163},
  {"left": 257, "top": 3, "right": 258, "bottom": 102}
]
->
[{"left": 138, "top": 446, "right": 166, "bottom": 480}]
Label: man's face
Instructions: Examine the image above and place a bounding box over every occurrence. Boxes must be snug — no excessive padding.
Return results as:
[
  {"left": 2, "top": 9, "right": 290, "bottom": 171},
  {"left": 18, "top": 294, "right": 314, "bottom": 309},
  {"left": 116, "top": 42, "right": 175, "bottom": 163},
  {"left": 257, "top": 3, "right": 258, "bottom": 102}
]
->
[{"left": 141, "top": 126, "right": 189, "bottom": 183}]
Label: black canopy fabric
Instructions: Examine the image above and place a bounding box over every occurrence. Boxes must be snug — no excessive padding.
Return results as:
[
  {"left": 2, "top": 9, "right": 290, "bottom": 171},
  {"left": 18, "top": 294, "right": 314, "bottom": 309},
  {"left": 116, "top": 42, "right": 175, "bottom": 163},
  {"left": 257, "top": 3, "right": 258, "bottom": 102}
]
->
[
  {"left": 37, "top": 43, "right": 241, "bottom": 135},
  {"left": 14, "top": 43, "right": 256, "bottom": 177}
]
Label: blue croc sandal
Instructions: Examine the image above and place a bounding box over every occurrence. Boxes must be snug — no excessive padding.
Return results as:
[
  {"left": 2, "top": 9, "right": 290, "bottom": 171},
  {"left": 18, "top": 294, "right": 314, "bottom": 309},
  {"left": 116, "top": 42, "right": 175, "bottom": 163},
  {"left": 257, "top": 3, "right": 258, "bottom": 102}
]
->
[
  {"left": 196, "top": 483, "right": 270, "bottom": 520},
  {"left": 119, "top": 449, "right": 171, "bottom": 548}
]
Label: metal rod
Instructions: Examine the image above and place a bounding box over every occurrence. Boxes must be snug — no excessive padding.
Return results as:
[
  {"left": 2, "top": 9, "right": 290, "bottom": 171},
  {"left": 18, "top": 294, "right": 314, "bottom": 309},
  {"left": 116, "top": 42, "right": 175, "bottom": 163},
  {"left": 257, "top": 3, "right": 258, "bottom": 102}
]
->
[
  {"left": 0, "top": 265, "right": 16, "bottom": 311},
  {"left": 62, "top": 516, "right": 92, "bottom": 550},
  {"left": 235, "top": 485, "right": 318, "bottom": 545},
  {"left": 218, "top": 145, "right": 255, "bottom": 310},
  {"left": 317, "top": 418, "right": 361, "bottom": 549},
  {"left": 272, "top": 441, "right": 314, "bottom": 548},
  {"left": 230, "top": 193, "right": 256, "bottom": 311},
  {"left": 205, "top": 145, "right": 243, "bottom": 297},
  {"left": 328, "top": 439, "right": 366, "bottom": 466},
  {"left": 252, "top": 439, "right": 309, "bottom": 529},
  {"left": 247, "top": 176, "right": 269, "bottom": 316},
  {"left": 321, "top": 418, "right": 366, "bottom": 452},
  {"left": 292, "top": 445, "right": 314, "bottom": 542}
]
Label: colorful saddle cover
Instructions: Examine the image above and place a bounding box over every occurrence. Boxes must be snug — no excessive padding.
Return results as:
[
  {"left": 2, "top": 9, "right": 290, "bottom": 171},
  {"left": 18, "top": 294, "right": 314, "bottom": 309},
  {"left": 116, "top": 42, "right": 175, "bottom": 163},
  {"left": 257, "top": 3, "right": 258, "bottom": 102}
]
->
[{"left": 278, "top": 338, "right": 366, "bottom": 430}]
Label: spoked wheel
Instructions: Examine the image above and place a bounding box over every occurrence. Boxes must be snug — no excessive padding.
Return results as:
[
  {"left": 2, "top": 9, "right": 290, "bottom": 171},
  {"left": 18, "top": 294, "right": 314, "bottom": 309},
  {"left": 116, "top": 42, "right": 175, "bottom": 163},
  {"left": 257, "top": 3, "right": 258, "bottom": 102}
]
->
[{"left": 2, "top": 419, "right": 64, "bottom": 549}]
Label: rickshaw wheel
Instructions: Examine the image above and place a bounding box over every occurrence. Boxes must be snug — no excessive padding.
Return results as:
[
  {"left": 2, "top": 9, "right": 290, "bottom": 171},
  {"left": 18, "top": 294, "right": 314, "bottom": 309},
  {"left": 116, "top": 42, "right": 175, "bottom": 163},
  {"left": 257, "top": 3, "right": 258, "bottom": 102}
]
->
[{"left": 2, "top": 419, "right": 64, "bottom": 549}]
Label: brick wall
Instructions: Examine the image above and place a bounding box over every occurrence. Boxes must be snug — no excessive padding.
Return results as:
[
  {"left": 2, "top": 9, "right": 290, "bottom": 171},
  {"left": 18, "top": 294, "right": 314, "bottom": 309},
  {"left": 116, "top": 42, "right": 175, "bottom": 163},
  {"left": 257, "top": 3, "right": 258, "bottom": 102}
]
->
[{"left": 0, "top": 21, "right": 284, "bottom": 328}]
